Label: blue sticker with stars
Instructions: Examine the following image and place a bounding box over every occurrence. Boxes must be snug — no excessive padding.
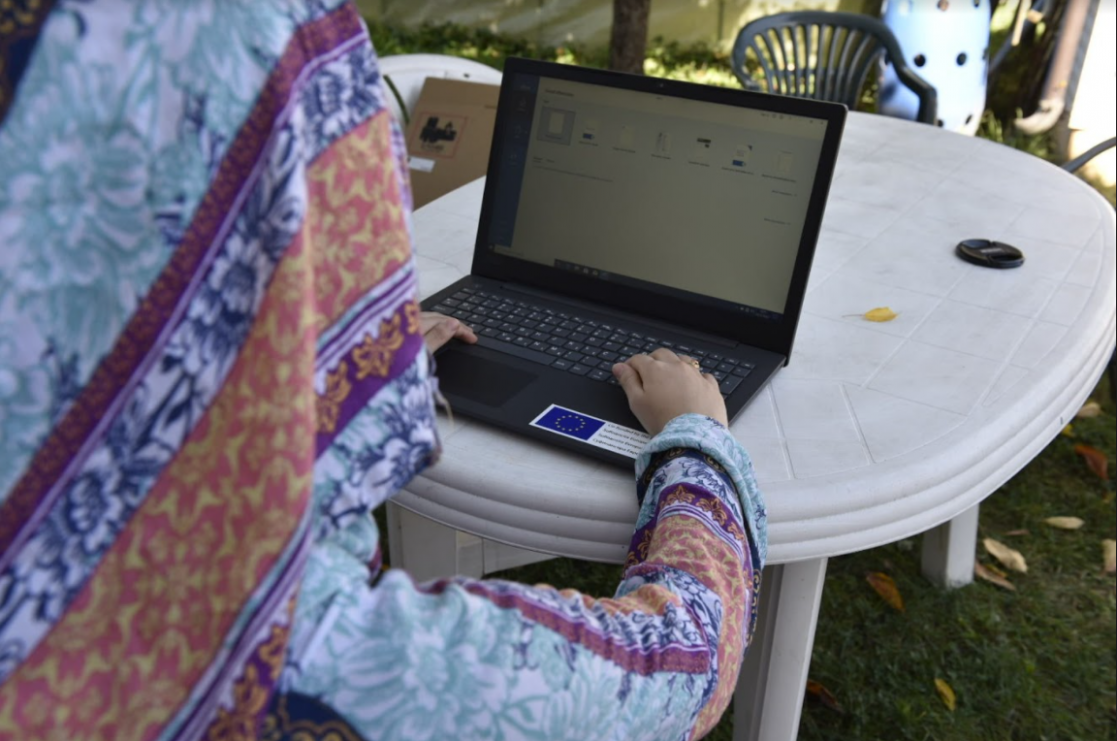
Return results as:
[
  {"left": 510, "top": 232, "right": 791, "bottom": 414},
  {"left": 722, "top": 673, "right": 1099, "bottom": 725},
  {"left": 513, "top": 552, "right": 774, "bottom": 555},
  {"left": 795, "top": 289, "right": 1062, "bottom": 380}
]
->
[{"left": 530, "top": 405, "right": 649, "bottom": 458}]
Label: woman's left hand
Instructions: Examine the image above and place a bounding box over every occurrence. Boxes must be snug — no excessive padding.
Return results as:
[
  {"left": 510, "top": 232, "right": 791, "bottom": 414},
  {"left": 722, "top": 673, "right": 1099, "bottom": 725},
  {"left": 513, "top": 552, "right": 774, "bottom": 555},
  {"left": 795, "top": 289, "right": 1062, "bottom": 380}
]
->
[{"left": 421, "top": 311, "right": 478, "bottom": 352}]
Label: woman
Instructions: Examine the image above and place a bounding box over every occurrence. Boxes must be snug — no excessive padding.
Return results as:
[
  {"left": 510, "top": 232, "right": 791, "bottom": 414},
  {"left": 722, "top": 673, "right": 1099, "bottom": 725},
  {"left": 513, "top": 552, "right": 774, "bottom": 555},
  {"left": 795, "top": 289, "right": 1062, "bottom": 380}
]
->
[{"left": 0, "top": 2, "right": 766, "bottom": 739}]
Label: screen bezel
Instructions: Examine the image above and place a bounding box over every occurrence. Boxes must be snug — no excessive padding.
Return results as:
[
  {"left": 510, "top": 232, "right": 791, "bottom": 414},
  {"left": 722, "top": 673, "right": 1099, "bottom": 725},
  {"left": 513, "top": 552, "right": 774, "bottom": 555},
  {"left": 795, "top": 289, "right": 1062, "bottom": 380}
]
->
[{"left": 470, "top": 57, "right": 847, "bottom": 359}]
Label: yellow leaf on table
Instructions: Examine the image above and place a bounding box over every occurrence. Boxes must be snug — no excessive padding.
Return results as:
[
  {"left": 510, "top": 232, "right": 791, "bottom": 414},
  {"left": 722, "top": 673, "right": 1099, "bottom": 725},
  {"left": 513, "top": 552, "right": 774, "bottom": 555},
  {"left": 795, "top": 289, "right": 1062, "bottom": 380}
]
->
[
  {"left": 974, "top": 562, "right": 1016, "bottom": 591},
  {"left": 984, "top": 538, "right": 1028, "bottom": 573},
  {"left": 806, "top": 680, "right": 843, "bottom": 713},
  {"left": 1076, "top": 401, "right": 1103, "bottom": 419},
  {"left": 863, "top": 307, "right": 899, "bottom": 323},
  {"left": 1104, "top": 540, "right": 1116, "bottom": 574},
  {"left": 1074, "top": 445, "right": 1110, "bottom": 481},
  {"left": 865, "top": 572, "right": 905, "bottom": 612},
  {"left": 1044, "top": 516, "right": 1085, "bottom": 530},
  {"left": 934, "top": 678, "right": 957, "bottom": 711}
]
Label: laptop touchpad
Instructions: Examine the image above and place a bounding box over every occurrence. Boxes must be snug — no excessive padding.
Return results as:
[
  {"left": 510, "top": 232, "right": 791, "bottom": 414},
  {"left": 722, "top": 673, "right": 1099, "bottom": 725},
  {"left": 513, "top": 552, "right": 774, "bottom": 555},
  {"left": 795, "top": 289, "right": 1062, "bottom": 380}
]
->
[{"left": 436, "top": 350, "right": 536, "bottom": 406}]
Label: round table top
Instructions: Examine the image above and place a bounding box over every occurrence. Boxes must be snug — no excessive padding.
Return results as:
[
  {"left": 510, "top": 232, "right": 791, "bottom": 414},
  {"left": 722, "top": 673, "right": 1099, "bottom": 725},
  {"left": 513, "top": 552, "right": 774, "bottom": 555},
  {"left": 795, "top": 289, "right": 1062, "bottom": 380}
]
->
[{"left": 397, "top": 111, "right": 1116, "bottom": 565}]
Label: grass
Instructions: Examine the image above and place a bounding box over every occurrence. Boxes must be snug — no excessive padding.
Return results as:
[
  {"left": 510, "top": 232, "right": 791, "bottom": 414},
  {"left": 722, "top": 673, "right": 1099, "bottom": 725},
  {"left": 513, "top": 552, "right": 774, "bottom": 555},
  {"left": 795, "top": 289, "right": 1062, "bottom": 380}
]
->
[{"left": 371, "top": 18, "right": 1117, "bottom": 740}]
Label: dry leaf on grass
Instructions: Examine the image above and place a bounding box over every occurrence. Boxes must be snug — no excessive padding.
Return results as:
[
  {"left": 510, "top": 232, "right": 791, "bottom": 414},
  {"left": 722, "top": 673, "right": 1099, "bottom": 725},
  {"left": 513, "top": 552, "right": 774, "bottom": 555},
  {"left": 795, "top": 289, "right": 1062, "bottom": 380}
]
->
[
  {"left": 974, "top": 562, "right": 1016, "bottom": 591},
  {"left": 1074, "top": 445, "right": 1110, "bottom": 481},
  {"left": 1076, "top": 401, "right": 1103, "bottom": 419},
  {"left": 863, "top": 307, "right": 899, "bottom": 323},
  {"left": 1061, "top": 424, "right": 1075, "bottom": 438},
  {"left": 866, "top": 572, "right": 905, "bottom": 612},
  {"left": 934, "top": 678, "right": 957, "bottom": 711},
  {"left": 1004, "top": 529, "right": 1030, "bottom": 537},
  {"left": 1044, "top": 516, "right": 1085, "bottom": 530},
  {"left": 984, "top": 538, "right": 1028, "bottom": 573},
  {"left": 1104, "top": 540, "right": 1116, "bottom": 574},
  {"left": 806, "top": 680, "right": 843, "bottom": 713}
]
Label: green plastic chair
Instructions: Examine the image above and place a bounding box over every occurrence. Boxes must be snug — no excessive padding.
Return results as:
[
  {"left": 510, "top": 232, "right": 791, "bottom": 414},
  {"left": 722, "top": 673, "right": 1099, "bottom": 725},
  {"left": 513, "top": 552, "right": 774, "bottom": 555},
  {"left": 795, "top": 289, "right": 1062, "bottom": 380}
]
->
[{"left": 731, "top": 11, "right": 938, "bottom": 125}]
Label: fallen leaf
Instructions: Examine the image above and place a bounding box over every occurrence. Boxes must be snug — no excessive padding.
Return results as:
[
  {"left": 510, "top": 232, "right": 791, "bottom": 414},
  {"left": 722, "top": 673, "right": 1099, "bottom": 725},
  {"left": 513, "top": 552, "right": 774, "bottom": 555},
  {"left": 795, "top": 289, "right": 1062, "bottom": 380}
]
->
[
  {"left": 1044, "top": 516, "right": 1085, "bottom": 530},
  {"left": 974, "top": 562, "right": 1016, "bottom": 591},
  {"left": 934, "top": 678, "right": 957, "bottom": 711},
  {"left": 1074, "top": 445, "right": 1110, "bottom": 480},
  {"left": 806, "top": 680, "right": 843, "bottom": 713},
  {"left": 866, "top": 572, "right": 905, "bottom": 612},
  {"left": 984, "top": 562, "right": 1009, "bottom": 578},
  {"left": 1076, "top": 401, "right": 1103, "bottom": 419},
  {"left": 863, "top": 307, "right": 899, "bottom": 323},
  {"left": 1104, "top": 540, "right": 1116, "bottom": 574},
  {"left": 984, "top": 538, "right": 1028, "bottom": 573},
  {"left": 1004, "top": 529, "right": 1030, "bottom": 537},
  {"left": 1061, "top": 424, "right": 1075, "bottom": 438}
]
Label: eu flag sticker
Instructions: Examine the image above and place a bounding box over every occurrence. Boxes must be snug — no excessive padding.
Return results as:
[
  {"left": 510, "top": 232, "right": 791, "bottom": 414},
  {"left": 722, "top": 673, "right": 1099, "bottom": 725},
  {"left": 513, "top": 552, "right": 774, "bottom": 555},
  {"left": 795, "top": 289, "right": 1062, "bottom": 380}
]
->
[
  {"left": 530, "top": 404, "right": 650, "bottom": 458},
  {"left": 532, "top": 406, "right": 606, "bottom": 441}
]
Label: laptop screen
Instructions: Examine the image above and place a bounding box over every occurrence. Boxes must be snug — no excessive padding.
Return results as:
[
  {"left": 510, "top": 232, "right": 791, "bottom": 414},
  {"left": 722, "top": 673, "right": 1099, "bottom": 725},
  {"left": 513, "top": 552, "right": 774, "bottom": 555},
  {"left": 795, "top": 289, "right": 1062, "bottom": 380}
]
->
[{"left": 483, "top": 73, "right": 830, "bottom": 321}]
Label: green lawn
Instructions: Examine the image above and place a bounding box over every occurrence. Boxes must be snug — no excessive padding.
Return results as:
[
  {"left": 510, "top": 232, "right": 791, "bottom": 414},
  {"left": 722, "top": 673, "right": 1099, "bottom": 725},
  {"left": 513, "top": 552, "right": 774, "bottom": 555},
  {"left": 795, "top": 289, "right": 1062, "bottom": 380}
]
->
[{"left": 371, "top": 19, "right": 1117, "bottom": 740}]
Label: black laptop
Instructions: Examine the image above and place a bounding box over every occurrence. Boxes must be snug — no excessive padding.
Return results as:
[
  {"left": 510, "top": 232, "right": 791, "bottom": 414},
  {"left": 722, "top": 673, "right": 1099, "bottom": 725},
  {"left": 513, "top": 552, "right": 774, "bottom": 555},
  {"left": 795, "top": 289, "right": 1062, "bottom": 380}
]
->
[{"left": 422, "top": 57, "right": 846, "bottom": 466}]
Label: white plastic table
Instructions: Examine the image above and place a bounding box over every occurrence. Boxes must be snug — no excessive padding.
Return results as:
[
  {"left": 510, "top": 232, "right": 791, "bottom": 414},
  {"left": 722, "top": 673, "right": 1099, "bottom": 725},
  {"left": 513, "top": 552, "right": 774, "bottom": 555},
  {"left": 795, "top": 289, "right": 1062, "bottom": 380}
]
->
[{"left": 389, "top": 111, "right": 1116, "bottom": 741}]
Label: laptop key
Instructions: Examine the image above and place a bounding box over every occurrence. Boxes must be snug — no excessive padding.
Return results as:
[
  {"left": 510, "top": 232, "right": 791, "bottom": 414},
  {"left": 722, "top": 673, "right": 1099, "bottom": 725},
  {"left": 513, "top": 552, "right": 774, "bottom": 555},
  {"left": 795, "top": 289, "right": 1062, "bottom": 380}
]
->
[
  {"left": 563, "top": 341, "right": 585, "bottom": 352},
  {"left": 479, "top": 327, "right": 499, "bottom": 338},
  {"left": 588, "top": 369, "right": 612, "bottom": 382},
  {"left": 513, "top": 336, "right": 532, "bottom": 347},
  {"left": 602, "top": 342, "right": 621, "bottom": 352},
  {"left": 586, "top": 337, "right": 604, "bottom": 347},
  {"left": 731, "top": 366, "right": 752, "bottom": 378},
  {"left": 531, "top": 331, "right": 550, "bottom": 342},
  {"left": 551, "top": 358, "right": 572, "bottom": 371},
  {"left": 498, "top": 333, "right": 517, "bottom": 343},
  {"left": 570, "top": 332, "right": 589, "bottom": 342},
  {"left": 563, "top": 351, "right": 585, "bottom": 363},
  {"left": 515, "top": 327, "right": 533, "bottom": 337},
  {"left": 530, "top": 341, "right": 548, "bottom": 352},
  {"left": 569, "top": 364, "right": 591, "bottom": 376},
  {"left": 620, "top": 345, "right": 641, "bottom": 356},
  {"left": 551, "top": 328, "right": 571, "bottom": 339},
  {"left": 723, "top": 357, "right": 740, "bottom": 366},
  {"left": 546, "top": 346, "right": 566, "bottom": 357},
  {"left": 716, "top": 361, "right": 735, "bottom": 373},
  {"left": 719, "top": 376, "right": 743, "bottom": 395},
  {"left": 599, "top": 351, "right": 619, "bottom": 362},
  {"left": 560, "top": 320, "right": 579, "bottom": 330},
  {"left": 500, "top": 323, "right": 518, "bottom": 332}
]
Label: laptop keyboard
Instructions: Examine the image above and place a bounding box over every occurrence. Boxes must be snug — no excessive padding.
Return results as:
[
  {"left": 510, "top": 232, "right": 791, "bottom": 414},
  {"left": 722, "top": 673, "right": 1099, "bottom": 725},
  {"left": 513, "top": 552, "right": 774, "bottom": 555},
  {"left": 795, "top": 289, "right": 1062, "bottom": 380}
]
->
[{"left": 429, "top": 288, "right": 754, "bottom": 397}]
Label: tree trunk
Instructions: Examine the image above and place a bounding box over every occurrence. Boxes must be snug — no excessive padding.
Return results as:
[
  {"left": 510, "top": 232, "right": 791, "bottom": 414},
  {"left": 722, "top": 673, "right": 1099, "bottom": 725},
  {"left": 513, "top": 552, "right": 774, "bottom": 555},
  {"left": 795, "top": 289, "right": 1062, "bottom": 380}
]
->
[{"left": 609, "top": 0, "right": 652, "bottom": 74}]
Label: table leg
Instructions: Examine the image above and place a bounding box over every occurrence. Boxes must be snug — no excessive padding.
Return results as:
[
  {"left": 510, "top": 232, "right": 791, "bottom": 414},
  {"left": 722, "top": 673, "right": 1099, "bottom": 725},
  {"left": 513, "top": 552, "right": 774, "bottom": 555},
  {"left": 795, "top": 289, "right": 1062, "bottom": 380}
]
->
[
  {"left": 920, "top": 503, "right": 980, "bottom": 589},
  {"left": 385, "top": 501, "right": 484, "bottom": 581},
  {"left": 734, "top": 558, "right": 828, "bottom": 741}
]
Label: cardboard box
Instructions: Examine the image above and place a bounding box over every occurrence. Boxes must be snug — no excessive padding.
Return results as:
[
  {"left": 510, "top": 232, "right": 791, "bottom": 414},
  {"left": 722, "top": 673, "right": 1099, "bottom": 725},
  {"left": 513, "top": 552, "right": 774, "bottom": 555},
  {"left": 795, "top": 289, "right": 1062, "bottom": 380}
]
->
[{"left": 405, "top": 77, "right": 500, "bottom": 209}]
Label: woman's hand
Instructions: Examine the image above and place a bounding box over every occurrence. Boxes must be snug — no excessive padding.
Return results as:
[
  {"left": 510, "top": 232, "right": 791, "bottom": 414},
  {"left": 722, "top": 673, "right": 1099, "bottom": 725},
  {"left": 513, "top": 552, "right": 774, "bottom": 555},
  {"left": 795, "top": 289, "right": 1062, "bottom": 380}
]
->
[
  {"left": 421, "top": 312, "right": 478, "bottom": 352},
  {"left": 612, "top": 348, "right": 728, "bottom": 436}
]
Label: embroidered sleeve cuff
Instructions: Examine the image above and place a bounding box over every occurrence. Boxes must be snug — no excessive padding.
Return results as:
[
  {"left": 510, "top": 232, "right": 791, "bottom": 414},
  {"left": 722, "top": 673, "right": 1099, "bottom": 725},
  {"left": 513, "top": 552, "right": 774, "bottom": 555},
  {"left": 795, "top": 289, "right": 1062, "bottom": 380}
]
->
[{"left": 636, "top": 414, "right": 768, "bottom": 567}]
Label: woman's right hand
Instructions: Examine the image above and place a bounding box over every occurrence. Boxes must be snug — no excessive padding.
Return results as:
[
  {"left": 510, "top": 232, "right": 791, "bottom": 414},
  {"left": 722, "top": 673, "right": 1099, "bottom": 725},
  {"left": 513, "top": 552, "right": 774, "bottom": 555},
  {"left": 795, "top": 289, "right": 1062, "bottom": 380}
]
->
[{"left": 612, "top": 348, "right": 728, "bottom": 437}]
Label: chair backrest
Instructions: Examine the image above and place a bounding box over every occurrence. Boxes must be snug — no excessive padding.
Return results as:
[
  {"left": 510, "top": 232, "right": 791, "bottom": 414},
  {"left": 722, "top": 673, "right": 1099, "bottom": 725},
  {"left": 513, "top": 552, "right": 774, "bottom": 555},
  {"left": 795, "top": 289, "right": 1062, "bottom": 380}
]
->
[
  {"left": 1061, "top": 136, "right": 1116, "bottom": 177},
  {"left": 379, "top": 54, "right": 503, "bottom": 126},
  {"left": 731, "top": 11, "right": 937, "bottom": 125}
]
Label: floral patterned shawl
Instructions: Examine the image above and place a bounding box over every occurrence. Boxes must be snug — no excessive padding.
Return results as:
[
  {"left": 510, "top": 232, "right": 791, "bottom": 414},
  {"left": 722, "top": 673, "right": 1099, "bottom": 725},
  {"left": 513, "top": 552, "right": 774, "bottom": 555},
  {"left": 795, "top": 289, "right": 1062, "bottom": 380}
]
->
[{"left": 0, "top": 2, "right": 437, "bottom": 738}]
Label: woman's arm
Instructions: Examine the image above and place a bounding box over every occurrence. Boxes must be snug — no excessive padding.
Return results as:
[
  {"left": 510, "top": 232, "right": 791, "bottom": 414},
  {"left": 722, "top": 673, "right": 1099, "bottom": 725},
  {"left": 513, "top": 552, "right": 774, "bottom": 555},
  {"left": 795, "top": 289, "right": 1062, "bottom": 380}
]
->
[{"left": 285, "top": 414, "right": 764, "bottom": 741}]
